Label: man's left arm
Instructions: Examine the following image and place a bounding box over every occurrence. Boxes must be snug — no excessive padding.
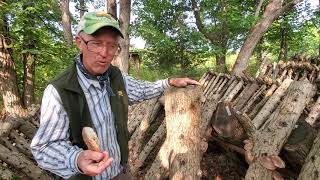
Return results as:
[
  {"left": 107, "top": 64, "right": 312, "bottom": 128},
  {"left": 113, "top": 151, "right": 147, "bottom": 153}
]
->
[{"left": 122, "top": 73, "right": 200, "bottom": 104}]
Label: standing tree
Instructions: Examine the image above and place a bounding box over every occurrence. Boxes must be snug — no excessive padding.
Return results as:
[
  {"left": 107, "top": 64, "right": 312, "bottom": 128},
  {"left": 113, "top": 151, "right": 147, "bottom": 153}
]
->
[
  {"left": 232, "top": 0, "right": 303, "bottom": 75},
  {"left": 106, "top": 0, "right": 130, "bottom": 73},
  {"left": 79, "top": 0, "right": 86, "bottom": 18},
  {"left": 0, "top": 15, "right": 26, "bottom": 118},
  {"left": 59, "top": 0, "right": 73, "bottom": 47},
  {"left": 191, "top": 0, "right": 256, "bottom": 72},
  {"left": 107, "top": 0, "right": 117, "bottom": 17},
  {"left": 278, "top": 14, "right": 289, "bottom": 61}
]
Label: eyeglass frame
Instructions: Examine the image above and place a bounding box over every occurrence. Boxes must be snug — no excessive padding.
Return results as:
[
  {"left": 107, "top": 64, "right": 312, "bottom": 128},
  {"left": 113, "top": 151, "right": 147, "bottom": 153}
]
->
[{"left": 78, "top": 35, "right": 121, "bottom": 55}]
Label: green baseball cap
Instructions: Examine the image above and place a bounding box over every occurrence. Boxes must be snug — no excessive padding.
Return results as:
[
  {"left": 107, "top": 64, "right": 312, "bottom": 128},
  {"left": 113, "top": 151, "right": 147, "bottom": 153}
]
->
[{"left": 77, "top": 11, "right": 124, "bottom": 38}]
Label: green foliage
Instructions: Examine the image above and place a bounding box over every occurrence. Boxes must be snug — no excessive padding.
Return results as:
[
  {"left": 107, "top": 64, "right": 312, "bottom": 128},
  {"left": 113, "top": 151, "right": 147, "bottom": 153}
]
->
[
  {"left": 1, "top": 0, "right": 78, "bottom": 103},
  {"left": 262, "top": 2, "right": 320, "bottom": 62}
]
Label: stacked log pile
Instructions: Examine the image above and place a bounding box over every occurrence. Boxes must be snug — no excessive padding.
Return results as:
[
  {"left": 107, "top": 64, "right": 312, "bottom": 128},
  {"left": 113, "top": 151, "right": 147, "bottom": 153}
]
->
[
  {"left": 1, "top": 56, "right": 320, "bottom": 179},
  {"left": 127, "top": 56, "right": 320, "bottom": 179},
  {"left": 0, "top": 105, "right": 54, "bottom": 179}
]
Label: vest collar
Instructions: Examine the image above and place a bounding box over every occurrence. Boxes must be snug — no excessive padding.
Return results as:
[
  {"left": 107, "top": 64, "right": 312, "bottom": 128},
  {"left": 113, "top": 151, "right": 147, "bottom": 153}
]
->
[{"left": 62, "top": 63, "right": 83, "bottom": 94}]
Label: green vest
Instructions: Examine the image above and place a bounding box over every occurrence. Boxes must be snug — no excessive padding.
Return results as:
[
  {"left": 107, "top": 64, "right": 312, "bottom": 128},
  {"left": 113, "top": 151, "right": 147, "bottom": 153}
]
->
[{"left": 51, "top": 64, "right": 129, "bottom": 180}]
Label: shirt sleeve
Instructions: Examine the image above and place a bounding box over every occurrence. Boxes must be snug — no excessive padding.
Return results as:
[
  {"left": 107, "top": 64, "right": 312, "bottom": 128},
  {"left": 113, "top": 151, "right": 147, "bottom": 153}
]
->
[
  {"left": 30, "top": 84, "right": 83, "bottom": 179},
  {"left": 122, "top": 73, "right": 171, "bottom": 104}
]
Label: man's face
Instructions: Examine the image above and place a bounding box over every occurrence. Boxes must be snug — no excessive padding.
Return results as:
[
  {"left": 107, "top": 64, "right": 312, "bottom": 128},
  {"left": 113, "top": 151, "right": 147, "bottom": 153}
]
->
[{"left": 75, "top": 28, "right": 119, "bottom": 75}]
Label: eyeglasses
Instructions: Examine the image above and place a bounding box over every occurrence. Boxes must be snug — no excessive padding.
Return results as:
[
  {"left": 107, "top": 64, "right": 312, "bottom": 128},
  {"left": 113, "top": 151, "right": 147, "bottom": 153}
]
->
[{"left": 79, "top": 36, "right": 120, "bottom": 54}]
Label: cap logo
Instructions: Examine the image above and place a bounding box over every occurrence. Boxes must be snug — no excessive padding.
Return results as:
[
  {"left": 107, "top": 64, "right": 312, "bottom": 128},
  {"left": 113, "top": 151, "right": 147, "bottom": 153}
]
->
[{"left": 96, "top": 11, "right": 112, "bottom": 18}]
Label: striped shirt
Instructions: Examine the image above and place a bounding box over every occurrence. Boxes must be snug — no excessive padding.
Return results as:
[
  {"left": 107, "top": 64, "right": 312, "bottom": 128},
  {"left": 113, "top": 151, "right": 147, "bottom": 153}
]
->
[{"left": 30, "top": 66, "right": 169, "bottom": 179}]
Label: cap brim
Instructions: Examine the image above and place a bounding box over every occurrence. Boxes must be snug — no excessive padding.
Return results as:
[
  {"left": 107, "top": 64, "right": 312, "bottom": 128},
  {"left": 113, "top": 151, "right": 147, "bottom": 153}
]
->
[{"left": 84, "top": 23, "right": 124, "bottom": 38}]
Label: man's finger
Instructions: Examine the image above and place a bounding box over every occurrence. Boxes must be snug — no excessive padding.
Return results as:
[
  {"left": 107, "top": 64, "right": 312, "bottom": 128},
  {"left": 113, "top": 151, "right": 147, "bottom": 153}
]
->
[
  {"left": 85, "top": 151, "right": 104, "bottom": 162},
  {"left": 97, "top": 154, "right": 113, "bottom": 170},
  {"left": 186, "top": 79, "right": 201, "bottom": 85}
]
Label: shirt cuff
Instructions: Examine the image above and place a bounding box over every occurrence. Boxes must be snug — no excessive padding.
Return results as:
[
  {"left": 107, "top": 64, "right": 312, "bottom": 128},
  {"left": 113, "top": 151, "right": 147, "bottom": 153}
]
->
[
  {"left": 163, "top": 78, "right": 171, "bottom": 89},
  {"left": 66, "top": 148, "right": 84, "bottom": 174}
]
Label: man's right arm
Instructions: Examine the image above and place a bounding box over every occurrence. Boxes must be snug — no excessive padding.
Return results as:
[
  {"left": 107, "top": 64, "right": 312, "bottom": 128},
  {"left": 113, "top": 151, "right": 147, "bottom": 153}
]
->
[{"left": 30, "top": 85, "right": 83, "bottom": 179}]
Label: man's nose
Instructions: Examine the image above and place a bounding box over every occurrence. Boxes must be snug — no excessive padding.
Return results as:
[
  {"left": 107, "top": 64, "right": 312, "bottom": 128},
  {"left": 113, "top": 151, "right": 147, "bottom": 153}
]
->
[{"left": 99, "top": 46, "right": 109, "bottom": 57}]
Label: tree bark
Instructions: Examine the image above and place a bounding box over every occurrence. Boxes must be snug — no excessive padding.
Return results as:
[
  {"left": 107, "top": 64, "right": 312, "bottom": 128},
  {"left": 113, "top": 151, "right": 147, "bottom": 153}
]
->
[
  {"left": 79, "top": 0, "right": 85, "bottom": 18},
  {"left": 252, "top": 78, "right": 292, "bottom": 129},
  {"left": 245, "top": 81, "right": 315, "bottom": 180},
  {"left": 283, "top": 119, "right": 317, "bottom": 171},
  {"left": 232, "top": 0, "right": 303, "bottom": 75},
  {"left": 22, "top": 50, "right": 35, "bottom": 107},
  {"left": 107, "top": 0, "right": 117, "bottom": 17},
  {"left": 278, "top": 15, "right": 288, "bottom": 61},
  {"left": 59, "top": 0, "right": 73, "bottom": 46},
  {"left": 0, "top": 18, "right": 26, "bottom": 118},
  {"left": 129, "top": 101, "right": 162, "bottom": 171},
  {"left": 144, "top": 86, "right": 207, "bottom": 180},
  {"left": 0, "top": 143, "right": 53, "bottom": 179},
  {"left": 297, "top": 131, "right": 320, "bottom": 180},
  {"left": 305, "top": 96, "right": 320, "bottom": 127},
  {"left": 255, "top": 0, "right": 265, "bottom": 17},
  {"left": 113, "top": 0, "right": 130, "bottom": 73}
]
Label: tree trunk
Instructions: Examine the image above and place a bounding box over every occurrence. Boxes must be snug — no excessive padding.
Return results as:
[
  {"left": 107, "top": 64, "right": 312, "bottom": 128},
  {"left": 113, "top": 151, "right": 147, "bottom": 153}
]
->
[
  {"left": 112, "top": 0, "right": 130, "bottom": 73},
  {"left": 255, "top": 0, "right": 265, "bottom": 17},
  {"left": 297, "top": 131, "right": 320, "bottom": 180},
  {"left": 145, "top": 86, "right": 208, "bottom": 179},
  {"left": 245, "top": 81, "right": 315, "bottom": 180},
  {"left": 79, "top": 0, "right": 85, "bottom": 18},
  {"left": 278, "top": 16, "right": 288, "bottom": 61},
  {"left": 232, "top": 0, "right": 303, "bottom": 76},
  {"left": 0, "top": 18, "right": 26, "bottom": 118},
  {"left": 22, "top": 50, "right": 35, "bottom": 107},
  {"left": 215, "top": 52, "right": 227, "bottom": 73},
  {"left": 59, "top": 0, "right": 73, "bottom": 46},
  {"left": 107, "top": 0, "right": 117, "bottom": 17}
]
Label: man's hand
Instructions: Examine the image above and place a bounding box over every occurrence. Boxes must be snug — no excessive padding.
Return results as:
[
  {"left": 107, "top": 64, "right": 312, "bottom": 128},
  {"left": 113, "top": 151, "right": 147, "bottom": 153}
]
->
[
  {"left": 77, "top": 150, "right": 113, "bottom": 176},
  {"left": 168, "top": 77, "right": 201, "bottom": 87}
]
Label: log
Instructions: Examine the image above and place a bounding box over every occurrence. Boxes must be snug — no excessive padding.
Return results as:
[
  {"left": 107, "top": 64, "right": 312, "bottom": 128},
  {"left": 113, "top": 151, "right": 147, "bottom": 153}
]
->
[
  {"left": 212, "top": 101, "right": 246, "bottom": 145},
  {"left": 131, "top": 119, "right": 166, "bottom": 175},
  {"left": 223, "top": 80, "right": 244, "bottom": 102},
  {"left": 0, "top": 116, "right": 21, "bottom": 138},
  {"left": 245, "top": 80, "right": 315, "bottom": 180},
  {"left": 234, "top": 83, "right": 260, "bottom": 111},
  {"left": 234, "top": 111, "right": 256, "bottom": 138},
  {"left": 232, "top": 83, "right": 252, "bottom": 105},
  {"left": 305, "top": 96, "right": 320, "bottom": 127},
  {"left": 214, "top": 77, "right": 229, "bottom": 94},
  {"left": 282, "top": 119, "right": 317, "bottom": 170},
  {"left": 252, "top": 78, "right": 293, "bottom": 129},
  {"left": 0, "top": 165, "right": 15, "bottom": 180},
  {"left": 202, "top": 73, "right": 215, "bottom": 90},
  {"left": 18, "top": 119, "right": 37, "bottom": 140},
  {"left": 0, "top": 143, "right": 53, "bottom": 179},
  {"left": 203, "top": 73, "right": 221, "bottom": 97},
  {"left": 199, "top": 72, "right": 211, "bottom": 86},
  {"left": 248, "top": 84, "right": 278, "bottom": 119},
  {"left": 242, "top": 84, "right": 267, "bottom": 113},
  {"left": 298, "top": 131, "right": 320, "bottom": 180},
  {"left": 209, "top": 77, "right": 225, "bottom": 95},
  {"left": 0, "top": 137, "right": 20, "bottom": 153},
  {"left": 128, "top": 101, "right": 162, "bottom": 170},
  {"left": 144, "top": 86, "right": 208, "bottom": 180},
  {"left": 9, "top": 130, "right": 33, "bottom": 158},
  {"left": 128, "top": 98, "right": 158, "bottom": 135},
  {"left": 221, "top": 77, "right": 238, "bottom": 99}
]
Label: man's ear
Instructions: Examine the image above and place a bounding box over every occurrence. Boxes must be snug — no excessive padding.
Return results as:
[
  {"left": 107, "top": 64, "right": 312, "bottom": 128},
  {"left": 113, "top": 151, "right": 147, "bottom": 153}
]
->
[{"left": 75, "top": 36, "right": 82, "bottom": 48}]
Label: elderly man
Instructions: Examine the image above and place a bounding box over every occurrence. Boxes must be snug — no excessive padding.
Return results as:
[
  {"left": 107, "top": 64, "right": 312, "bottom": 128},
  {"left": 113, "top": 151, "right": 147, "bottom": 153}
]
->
[{"left": 31, "top": 12, "right": 200, "bottom": 180}]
